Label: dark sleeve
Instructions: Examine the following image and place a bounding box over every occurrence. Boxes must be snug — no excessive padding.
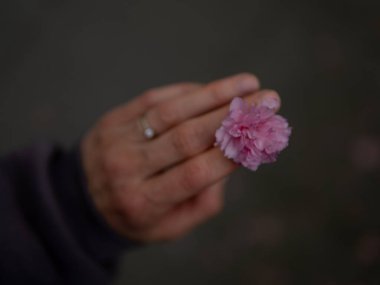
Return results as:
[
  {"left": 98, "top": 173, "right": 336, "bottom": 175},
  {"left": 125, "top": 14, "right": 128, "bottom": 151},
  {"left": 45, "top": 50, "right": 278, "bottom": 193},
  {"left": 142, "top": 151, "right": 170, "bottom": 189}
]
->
[{"left": 0, "top": 143, "right": 135, "bottom": 285}]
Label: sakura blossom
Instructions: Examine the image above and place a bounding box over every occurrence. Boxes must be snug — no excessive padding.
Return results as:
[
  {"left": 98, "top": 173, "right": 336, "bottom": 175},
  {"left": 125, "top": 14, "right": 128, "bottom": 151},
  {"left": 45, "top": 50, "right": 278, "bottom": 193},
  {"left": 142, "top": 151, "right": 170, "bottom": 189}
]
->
[{"left": 215, "top": 97, "right": 291, "bottom": 171}]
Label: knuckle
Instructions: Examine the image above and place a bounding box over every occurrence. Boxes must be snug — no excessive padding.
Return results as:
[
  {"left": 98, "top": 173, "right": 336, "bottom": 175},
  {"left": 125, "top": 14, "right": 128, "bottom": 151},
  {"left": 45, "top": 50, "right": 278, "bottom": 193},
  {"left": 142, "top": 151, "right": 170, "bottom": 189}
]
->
[
  {"left": 156, "top": 103, "right": 177, "bottom": 127},
  {"left": 181, "top": 160, "right": 208, "bottom": 193},
  {"left": 206, "top": 82, "right": 226, "bottom": 102},
  {"left": 124, "top": 196, "right": 143, "bottom": 217},
  {"left": 172, "top": 125, "right": 199, "bottom": 156},
  {"left": 141, "top": 89, "right": 158, "bottom": 107},
  {"left": 101, "top": 146, "right": 142, "bottom": 181},
  {"left": 102, "top": 152, "right": 122, "bottom": 177},
  {"left": 102, "top": 150, "right": 138, "bottom": 178},
  {"left": 122, "top": 196, "right": 150, "bottom": 228}
]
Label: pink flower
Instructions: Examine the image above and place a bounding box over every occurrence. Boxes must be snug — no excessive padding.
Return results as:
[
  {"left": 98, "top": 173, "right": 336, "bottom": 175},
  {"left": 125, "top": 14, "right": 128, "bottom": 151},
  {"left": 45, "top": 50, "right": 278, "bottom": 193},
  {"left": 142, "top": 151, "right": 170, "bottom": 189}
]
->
[{"left": 215, "top": 97, "right": 291, "bottom": 171}]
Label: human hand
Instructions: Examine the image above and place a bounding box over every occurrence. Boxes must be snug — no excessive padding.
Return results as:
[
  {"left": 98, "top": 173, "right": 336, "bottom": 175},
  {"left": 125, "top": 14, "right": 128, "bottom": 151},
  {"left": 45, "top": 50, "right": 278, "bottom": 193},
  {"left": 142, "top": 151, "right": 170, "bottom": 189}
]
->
[{"left": 81, "top": 73, "right": 280, "bottom": 242}]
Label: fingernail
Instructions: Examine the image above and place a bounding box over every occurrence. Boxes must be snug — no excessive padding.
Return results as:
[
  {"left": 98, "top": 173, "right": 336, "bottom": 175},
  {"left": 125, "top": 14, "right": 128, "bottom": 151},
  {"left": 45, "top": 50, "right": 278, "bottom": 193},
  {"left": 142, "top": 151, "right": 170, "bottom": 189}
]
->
[{"left": 260, "top": 96, "right": 280, "bottom": 110}]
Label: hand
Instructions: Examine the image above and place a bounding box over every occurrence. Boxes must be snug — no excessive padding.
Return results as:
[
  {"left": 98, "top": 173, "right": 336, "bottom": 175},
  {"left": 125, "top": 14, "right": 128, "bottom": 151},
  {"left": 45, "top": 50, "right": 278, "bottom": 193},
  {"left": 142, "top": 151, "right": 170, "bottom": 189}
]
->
[{"left": 80, "top": 73, "right": 280, "bottom": 242}]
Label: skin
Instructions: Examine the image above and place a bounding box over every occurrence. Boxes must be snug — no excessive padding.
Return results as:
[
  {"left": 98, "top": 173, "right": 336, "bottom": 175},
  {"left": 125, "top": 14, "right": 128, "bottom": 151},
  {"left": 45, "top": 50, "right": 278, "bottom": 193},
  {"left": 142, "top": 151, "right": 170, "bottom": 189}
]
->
[{"left": 81, "top": 73, "right": 281, "bottom": 242}]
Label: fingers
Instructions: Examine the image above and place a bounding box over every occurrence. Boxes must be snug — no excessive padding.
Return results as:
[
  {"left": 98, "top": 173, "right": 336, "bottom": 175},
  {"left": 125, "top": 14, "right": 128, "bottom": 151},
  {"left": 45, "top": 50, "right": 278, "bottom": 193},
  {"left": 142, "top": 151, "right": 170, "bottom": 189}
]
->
[
  {"left": 137, "top": 179, "right": 226, "bottom": 242},
  {"left": 143, "top": 90, "right": 281, "bottom": 176},
  {"left": 144, "top": 147, "right": 237, "bottom": 206},
  {"left": 102, "top": 82, "right": 203, "bottom": 126},
  {"left": 85, "top": 74, "right": 283, "bottom": 242},
  {"left": 143, "top": 73, "right": 260, "bottom": 136},
  {"left": 116, "top": 73, "right": 258, "bottom": 142}
]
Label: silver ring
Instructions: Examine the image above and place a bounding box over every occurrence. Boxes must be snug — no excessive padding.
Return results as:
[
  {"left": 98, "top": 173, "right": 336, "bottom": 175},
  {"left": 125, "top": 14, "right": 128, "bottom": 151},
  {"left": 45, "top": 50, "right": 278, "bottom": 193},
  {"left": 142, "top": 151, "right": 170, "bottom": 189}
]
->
[{"left": 139, "top": 115, "right": 156, "bottom": 139}]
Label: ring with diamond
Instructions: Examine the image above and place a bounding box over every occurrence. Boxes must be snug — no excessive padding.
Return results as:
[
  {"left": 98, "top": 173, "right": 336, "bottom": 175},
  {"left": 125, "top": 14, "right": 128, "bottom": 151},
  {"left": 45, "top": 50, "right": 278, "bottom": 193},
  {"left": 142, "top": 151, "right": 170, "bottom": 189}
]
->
[{"left": 139, "top": 115, "right": 156, "bottom": 139}]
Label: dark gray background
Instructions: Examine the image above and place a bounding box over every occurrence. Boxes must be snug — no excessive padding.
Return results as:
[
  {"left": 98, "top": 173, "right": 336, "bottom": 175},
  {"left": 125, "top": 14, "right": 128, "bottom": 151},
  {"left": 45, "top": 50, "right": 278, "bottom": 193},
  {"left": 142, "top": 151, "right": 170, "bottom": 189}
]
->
[{"left": 2, "top": 1, "right": 380, "bottom": 284}]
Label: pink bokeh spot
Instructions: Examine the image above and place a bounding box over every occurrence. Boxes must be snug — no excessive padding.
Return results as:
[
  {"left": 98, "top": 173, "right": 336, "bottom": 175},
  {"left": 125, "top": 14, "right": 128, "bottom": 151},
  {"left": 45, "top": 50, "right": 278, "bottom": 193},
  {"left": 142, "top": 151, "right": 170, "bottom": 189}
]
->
[{"left": 215, "top": 97, "right": 291, "bottom": 171}]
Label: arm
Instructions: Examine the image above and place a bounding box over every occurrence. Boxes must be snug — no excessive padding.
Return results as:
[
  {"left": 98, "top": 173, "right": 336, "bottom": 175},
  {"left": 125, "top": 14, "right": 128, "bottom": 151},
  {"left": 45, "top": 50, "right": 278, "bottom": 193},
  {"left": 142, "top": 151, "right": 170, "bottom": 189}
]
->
[
  {"left": 0, "top": 143, "right": 133, "bottom": 285},
  {"left": 0, "top": 73, "right": 281, "bottom": 284}
]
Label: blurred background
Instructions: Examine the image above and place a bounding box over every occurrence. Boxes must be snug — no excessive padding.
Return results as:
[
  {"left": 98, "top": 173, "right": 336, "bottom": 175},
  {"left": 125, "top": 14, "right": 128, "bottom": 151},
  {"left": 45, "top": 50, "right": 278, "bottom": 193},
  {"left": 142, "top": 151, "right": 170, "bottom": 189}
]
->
[{"left": 1, "top": 0, "right": 380, "bottom": 284}]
